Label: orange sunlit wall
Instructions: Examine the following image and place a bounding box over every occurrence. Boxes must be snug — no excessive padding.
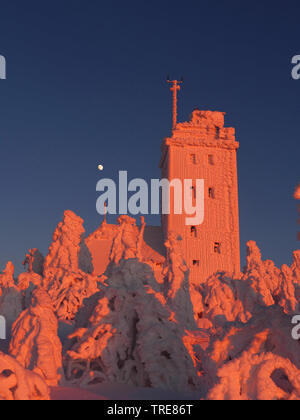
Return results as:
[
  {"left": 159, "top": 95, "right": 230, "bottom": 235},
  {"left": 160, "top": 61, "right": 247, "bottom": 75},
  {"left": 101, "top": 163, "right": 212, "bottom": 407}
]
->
[{"left": 160, "top": 110, "right": 240, "bottom": 283}]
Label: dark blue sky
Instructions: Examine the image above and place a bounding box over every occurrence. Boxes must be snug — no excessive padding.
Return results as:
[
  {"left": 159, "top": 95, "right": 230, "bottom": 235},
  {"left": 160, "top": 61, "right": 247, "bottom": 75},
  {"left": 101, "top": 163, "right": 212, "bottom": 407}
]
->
[{"left": 0, "top": 0, "right": 299, "bottom": 273}]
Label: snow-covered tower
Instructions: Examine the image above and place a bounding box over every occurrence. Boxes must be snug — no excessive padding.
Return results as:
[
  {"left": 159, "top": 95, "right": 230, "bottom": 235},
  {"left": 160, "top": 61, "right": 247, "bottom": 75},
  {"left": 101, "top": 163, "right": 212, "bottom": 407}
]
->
[{"left": 160, "top": 82, "right": 240, "bottom": 283}]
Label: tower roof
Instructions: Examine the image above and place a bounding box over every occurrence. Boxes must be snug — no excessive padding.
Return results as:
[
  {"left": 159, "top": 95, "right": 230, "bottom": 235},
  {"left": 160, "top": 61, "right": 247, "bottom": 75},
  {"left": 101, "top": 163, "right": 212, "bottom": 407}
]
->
[{"left": 160, "top": 109, "right": 239, "bottom": 156}]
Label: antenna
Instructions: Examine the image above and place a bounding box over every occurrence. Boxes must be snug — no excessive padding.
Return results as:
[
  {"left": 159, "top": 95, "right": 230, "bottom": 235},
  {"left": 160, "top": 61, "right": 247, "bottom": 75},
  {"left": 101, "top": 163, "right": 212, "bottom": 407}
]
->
[{"left": 167, "top": 77, "right": 183, "bottom": 130}]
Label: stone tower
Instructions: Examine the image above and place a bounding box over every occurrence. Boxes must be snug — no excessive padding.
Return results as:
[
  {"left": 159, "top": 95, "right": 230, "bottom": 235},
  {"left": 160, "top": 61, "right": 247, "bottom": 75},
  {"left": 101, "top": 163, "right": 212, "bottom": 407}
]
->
[{"left": 160, "top": 109, "right": 240, "bottom": 283}]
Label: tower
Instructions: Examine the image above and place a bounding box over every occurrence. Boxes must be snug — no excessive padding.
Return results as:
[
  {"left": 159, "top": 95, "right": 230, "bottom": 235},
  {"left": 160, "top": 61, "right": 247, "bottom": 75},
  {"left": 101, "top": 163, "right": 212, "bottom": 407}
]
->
[{"left": 160, "top": 82, "right": 240, "bottom": 283}]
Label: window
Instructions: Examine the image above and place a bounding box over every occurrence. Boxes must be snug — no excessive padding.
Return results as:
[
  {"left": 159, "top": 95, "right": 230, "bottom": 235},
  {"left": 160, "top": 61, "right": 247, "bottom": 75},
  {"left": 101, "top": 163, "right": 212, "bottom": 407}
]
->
[
  {"left": 190, "top": 154, "right": 197, "bottom": 164},
  {"left": 192, "top": 260, "right": 200, "bottom": 267},
  {"left": 208, "top": 155, "right": 214, "bottom": 165},
  {"left": 208, "top": 187, "right": 215, "bottom": 199},
  {"left": 191, "top": 226, "right": 197, "bottom": 238},
  {"left": 214, "top": 242, "right": 221, "bottom": 254},
  {"left": 191, "top": 185, "right": 196, "bottom": 199}
]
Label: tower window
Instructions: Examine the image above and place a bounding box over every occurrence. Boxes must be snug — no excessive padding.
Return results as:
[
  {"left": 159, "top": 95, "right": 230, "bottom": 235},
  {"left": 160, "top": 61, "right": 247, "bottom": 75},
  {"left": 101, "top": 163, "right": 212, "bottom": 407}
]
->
[
  {"left": 192, "top": 260, "right": 200, "bottom": 267},
  {"left": 191, "top": 226, "right": 197, "bottom": 238},
  {"left": 191, "top": 185, "right": 196, "bottom": 199},
  {"left": 214, "top": 242, "right": 221, "bottom": 254},
  {"left": 208, "top": 155, "right": 214, "bottom": 165},
  {"left": 190, "top": 154, "right": 197, "bottom": 164},
  {"left": 208, "top": 187, "right": 215, "bottom": 199}
]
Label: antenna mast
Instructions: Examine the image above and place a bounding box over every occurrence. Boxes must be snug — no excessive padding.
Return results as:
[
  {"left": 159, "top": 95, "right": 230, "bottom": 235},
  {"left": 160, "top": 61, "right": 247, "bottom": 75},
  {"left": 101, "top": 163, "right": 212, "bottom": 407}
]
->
[{"left": 167, "top": 77, "right": 183, "bottom": 130}]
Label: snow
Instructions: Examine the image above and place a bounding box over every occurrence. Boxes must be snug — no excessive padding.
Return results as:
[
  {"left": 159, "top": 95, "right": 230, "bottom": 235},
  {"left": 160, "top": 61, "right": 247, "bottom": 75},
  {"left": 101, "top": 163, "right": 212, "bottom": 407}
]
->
[{"left": 0, "top": 209, "right": 299, "bottom": 400}]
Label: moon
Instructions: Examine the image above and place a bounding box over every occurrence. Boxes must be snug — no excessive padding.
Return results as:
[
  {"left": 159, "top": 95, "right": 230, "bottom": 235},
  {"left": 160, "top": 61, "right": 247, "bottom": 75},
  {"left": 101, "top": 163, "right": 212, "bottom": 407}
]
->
[{"left": 98, "top": 164, "right": 104, "bottom": 171}]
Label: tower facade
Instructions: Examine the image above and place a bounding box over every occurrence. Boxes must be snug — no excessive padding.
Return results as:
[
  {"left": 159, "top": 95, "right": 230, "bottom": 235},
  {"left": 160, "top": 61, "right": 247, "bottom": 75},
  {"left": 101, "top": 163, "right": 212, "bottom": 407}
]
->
[{"left": 160, "top": 109, "right": 240, "bottom": 283}]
